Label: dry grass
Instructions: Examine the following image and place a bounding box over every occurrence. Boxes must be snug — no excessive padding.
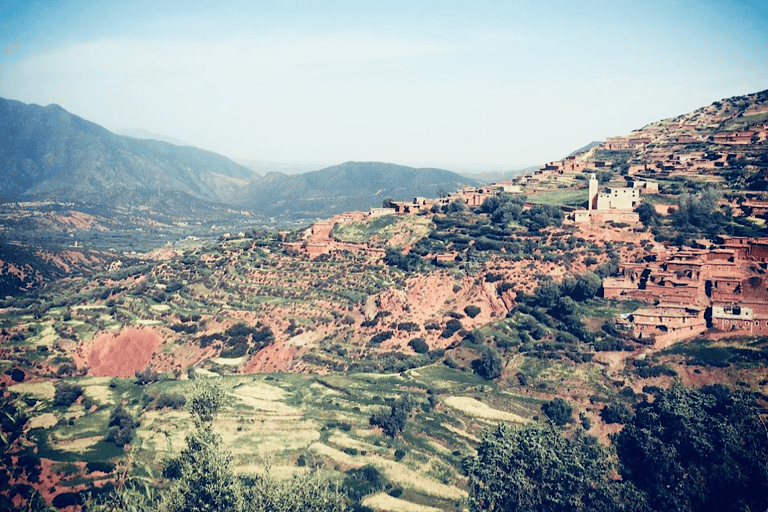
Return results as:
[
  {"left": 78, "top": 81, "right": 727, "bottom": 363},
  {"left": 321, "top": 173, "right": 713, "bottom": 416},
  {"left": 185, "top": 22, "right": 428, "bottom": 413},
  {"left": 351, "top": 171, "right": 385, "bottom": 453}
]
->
[
  {"left": 309, "top": 442, "right": 356, "bottom": 465},
  {"left": 9, "top": 381, "right": 56, "bottom": 399},
  {"left": 27, "top": 413, "right": 57, "bottom": 429},
  {"left": 443, "top": 396, "right": 529, "bottom": 423},
  {"left": 83, "top": 384, "right": 114, "bottom": 405},
  {"left": 362, "top": 492, "right": 445, "bottom": 512},
  {"left": 371, "top": 458, "right": 467, "bottom": 501},
  {"left": 232, "top": 383, "right": 287, "bottom": 401},
  {"left": 213, "top": 355, "right": 247, "bottom": 366},
  {"left": 52, "top": 435, "right": 102, "bottom": 453},
  {"left": 442, "top": 423, "right": 480, "bottom": 443}
]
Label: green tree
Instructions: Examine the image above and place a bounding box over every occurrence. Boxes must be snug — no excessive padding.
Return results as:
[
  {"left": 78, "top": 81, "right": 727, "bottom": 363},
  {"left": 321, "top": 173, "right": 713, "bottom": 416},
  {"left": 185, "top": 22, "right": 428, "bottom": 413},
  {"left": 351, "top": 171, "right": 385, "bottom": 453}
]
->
[
  {"left": 542, "top": 398, "right": 573, "bottom": 426},
  {"left": 369, "top": 395, "right": 415, "bottom": 437},
  {"left": 463, "top": 423, "right": 648, "bottom": 512},
  {"left": 613, "top": 383, "right": 768, "bottom": 512},
  {"left": 473, "top": 347, "right": 504, "bottom": 380},
  {"left": 160, "top": 379, "right": 244, "bottom": 512},
  {"left": 635, "top": 202, "right": 658, "bottom": 226}
]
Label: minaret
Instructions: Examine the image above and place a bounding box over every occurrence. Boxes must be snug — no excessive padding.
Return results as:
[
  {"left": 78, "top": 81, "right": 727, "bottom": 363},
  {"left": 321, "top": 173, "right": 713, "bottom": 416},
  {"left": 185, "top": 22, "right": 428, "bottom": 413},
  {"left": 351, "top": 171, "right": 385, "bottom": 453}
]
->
[{"left": 588, "top": 173, "right": 598, "bottom": 210}]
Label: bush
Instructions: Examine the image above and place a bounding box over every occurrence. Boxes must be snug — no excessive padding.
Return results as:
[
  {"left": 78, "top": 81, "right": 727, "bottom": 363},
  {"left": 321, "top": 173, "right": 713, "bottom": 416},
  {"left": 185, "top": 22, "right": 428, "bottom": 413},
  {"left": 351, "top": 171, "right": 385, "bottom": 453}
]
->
[
  {"left": 408, "top": 338, "right": 429, "bottom": 354},
  {"left": 370, "top": 396, "right": 415, "bottom": 437},
  {"left": 464, "top": 305, "right": 482, "bottom": 318},
  {"left": 104, "top": 405, "right": 136, "bottom": 447},
  {"left": 53, "top": 383, "right": 83, "bottom": 407},
  {"left": 542, "top": 398, "right": 573, "bottom": 426},
  {"left": 473, "top": 347, "right": 504, "bottom": 380},
  {"left": 600, "top": 403, "right": 633, "bottom": 424},
  {"left": 370, "top": 331, "right": 394, "bottom": 344},
  {"left": 441, "top": 319, "right": 463, "bottom": 338},
  {"left": 135, "top": 367, "right": 159, "bottom": 385}
]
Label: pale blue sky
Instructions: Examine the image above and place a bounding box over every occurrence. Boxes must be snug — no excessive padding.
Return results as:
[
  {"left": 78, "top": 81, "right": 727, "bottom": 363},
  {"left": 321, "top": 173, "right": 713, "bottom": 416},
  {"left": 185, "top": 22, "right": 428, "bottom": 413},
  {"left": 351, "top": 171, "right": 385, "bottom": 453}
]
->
[{"left": 1, "top": 0, "right": 767, "bottom": 170}]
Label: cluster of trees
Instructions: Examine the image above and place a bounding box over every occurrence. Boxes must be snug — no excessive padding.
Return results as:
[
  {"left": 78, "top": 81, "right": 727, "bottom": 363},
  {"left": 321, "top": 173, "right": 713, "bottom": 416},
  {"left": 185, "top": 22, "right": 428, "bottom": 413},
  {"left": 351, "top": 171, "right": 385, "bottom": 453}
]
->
[
  {"left": 481, "top": 194, "right": 565, "bottom": 232},
  {"left": 104, "top": 405, "right": 136, "bottom": 447},
  {"left": 670, "top": 189, "right": 729, "bottom": 238},
  {"left": 464, "top": 384, "right": 768, "bottom": 512},
  {"left": 369, "top": 395, "right": 416, "bottom": 437},
  {"left": 53, "top": 382, "right": 83, "bottom": 406}
]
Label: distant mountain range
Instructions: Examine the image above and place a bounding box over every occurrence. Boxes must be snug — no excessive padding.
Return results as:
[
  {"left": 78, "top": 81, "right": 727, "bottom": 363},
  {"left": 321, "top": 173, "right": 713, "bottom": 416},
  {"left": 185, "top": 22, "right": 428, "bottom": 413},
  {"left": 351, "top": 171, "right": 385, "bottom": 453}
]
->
[
  {"left": 0, "top": 98, "right": 479, "bottom": 221},
  {"left": 240, "top": 161, "right": 481, "bottom": 219},
  {"left": 0, "top": 98, "right": 256, "bottom": 206}
]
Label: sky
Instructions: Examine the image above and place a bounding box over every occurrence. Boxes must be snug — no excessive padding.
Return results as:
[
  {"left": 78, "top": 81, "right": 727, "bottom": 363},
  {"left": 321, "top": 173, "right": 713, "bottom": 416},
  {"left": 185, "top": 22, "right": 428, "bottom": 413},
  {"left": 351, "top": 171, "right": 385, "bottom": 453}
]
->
[{"left": 1, "top": 0, "right": 767, "bottom": 171}]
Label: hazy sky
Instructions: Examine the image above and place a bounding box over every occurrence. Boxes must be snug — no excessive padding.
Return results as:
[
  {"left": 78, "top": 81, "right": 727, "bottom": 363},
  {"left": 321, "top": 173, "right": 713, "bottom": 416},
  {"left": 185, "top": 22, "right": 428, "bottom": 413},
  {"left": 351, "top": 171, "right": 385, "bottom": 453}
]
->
[{"left": 1, "top": 0, "right": 767, "bottom": 170}]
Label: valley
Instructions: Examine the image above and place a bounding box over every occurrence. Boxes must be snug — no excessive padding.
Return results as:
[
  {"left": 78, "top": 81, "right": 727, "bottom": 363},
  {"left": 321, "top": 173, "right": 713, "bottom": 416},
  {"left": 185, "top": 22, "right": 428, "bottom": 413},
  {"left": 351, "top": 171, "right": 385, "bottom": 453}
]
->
[{"left": 1, "top": 90, "right": 768, "bottom": 511}]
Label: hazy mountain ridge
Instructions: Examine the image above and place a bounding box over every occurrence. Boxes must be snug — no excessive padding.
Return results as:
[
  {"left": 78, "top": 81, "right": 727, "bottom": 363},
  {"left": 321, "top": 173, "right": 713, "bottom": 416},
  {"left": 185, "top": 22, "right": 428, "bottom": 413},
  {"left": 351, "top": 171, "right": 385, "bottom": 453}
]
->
[
  {"left": 238, "top": 161, "right": 482, "bottom": 220},
  {"left": 0, "top": 98, "right": 256, "bottom": 205},
  {"left": 0, "top": 98, "right": 482, "bottom": 222}
]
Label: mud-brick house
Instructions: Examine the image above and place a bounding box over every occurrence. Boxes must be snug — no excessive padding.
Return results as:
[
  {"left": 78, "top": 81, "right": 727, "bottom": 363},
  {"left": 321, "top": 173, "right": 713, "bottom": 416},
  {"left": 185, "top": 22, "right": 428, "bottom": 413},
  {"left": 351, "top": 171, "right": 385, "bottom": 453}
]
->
[
  {"left": 630, "top": 303, "right": 707, "bottom": 343},
  {"left": 641, "top": 273, "right": 701, "bottom": 304},
  {"left": 712, "top": 302, "right": 768, "bottom": 335},
  {"left": 630, "top": 180, "right": 660, "bottom": 193},
  {"left": 741, "top": 200, "right": 768, "bottom": 217},
  {"left": 709, "top": 276, "right": 744, "bottom": 303},
  {"left": 602, "top": 276, "right": 640, "bottom": 299},
  {"left": 715, "top": 236, "right": 768, "bottom": 261}
]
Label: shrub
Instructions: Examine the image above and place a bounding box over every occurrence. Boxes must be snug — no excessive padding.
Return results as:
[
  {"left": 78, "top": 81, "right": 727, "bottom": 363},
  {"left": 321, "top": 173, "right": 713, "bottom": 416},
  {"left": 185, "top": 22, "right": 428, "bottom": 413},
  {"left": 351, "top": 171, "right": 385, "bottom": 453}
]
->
[
  {"left": 104, "top": 405, "right": 137, "bottom": 447},
  {"left": 53, "top": 383, "right": 83, "bottom": 407},
  {"left": 135, "top": 367, "right": 159, "bottom": 385},
  {"left": 473, "top": 347, "right": 504, "bottom": 380},
  {"left": 370, "top": 331, "right": 394, "bottom": 344},
  {"left": 464, "top": 305, "right": 482, "bottom": 318},
  {"left": 408, "top": 338, "right": 429, "bottom": 354},
  {"left": 542, "top": 398, "right": 573, "bottom": 426},
  {"left": 600, "top": 403, "right": 633, "bottom": 424},
  {"left": 370, "top": 396, "right": 415, "bottom": 437},
  {"left": 441, "top": 319, "right": 463, "bottom": 338}
]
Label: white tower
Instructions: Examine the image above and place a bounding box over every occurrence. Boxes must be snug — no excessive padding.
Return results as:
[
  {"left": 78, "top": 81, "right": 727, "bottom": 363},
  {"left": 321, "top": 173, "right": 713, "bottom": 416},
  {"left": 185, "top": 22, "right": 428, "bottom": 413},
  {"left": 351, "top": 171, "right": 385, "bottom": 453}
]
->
[{"left": 588, "top": 173, "right": 598, "bottom": 211}]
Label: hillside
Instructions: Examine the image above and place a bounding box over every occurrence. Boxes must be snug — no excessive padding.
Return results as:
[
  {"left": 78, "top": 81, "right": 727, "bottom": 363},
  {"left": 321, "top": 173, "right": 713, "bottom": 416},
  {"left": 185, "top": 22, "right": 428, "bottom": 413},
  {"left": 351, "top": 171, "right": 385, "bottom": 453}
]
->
[
  {"left": 3, "top": 90, "right": 768, "bottom": 511},
  {"left": 0, "top": 98, "right": 257, "bottom": 206},
  {"left": 239, "top": 161, "right": 481, "bottom": 220}
]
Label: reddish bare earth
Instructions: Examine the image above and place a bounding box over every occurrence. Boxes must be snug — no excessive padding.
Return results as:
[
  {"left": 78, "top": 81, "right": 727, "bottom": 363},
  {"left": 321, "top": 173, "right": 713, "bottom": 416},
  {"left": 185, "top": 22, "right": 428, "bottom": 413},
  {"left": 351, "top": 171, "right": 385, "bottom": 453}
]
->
[{"left": 85, "top": 327, "right": 161, "bottom": 377}]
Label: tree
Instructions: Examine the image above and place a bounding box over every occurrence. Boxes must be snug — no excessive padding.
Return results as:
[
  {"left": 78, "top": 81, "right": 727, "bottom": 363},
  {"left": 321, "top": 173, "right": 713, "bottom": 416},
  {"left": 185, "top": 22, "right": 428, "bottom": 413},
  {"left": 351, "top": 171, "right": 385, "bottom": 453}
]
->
[
  {"left": 573, "top": 271, "right": 602, "bottom": 301},
  {"left": 463, "top": 423, "right": 648, "bottom": 512},
  {"left": 160, "top": 379, "right": 245, "bottom": 512},
  {"left": 408, "top": 338, "right": 429, "bottom": 354},
  {"left": 523, "top": 204, "right": 564, "bottom": 232},
  {"left": 473, "top": 347, "right": 504, "bottom": 380},
  {"left": 105, "top": 405, "right": 136, "bottom": 447},
  {"left": 53, "top": 383, "right": 83, "bottom": 406},
  {"left": 613, "top": 383, "right": 768, "bottom": 512},
  {"left": 381, "top": 197, "right": 396, "bottom": 209},
  {"left": 635, "top": 202, "right": 658, "bottom": 227},
  {"left": 542, "top": 398, "right": 573, "bottom": 426},
  {"left": 369, "top": 396, "right": 415, "bottom": 437},
  {"left": 135, "top": 367, "right": 159, "bottom": 386}
]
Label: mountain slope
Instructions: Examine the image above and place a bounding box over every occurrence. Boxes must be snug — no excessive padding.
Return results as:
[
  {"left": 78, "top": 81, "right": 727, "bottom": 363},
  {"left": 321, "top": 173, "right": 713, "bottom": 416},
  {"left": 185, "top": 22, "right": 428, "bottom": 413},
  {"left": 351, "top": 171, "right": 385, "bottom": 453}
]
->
[
  {"left": 0, "top": 98, "right": 256, "bottom": 205},
  {"left": 239, "top": 161, "right": 482, "bottom": 220}
]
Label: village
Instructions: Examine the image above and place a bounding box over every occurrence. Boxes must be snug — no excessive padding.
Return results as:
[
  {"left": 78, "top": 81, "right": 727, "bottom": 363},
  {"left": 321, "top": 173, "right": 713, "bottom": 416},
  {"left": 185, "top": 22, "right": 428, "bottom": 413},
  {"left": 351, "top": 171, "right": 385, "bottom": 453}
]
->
[{"left": 282, "top": 94, "right": 768, "bottom": 347}]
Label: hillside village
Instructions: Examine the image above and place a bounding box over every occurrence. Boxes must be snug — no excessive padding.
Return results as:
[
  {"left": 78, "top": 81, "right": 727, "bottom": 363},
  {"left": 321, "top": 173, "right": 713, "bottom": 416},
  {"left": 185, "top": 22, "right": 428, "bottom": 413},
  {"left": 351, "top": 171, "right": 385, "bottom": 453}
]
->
[{"left": 285, "top": 90, "right": 768, "bottom": 348}]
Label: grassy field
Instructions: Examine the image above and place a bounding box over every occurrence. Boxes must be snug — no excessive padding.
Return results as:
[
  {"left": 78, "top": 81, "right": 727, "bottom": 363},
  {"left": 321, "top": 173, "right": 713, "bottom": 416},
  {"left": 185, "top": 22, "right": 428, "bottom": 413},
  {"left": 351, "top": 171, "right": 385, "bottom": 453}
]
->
[
  {"left": 4, "top": 363, "right": 550, "bottom": 510},
  {"left": 526, "top": 189, "right": 588, "bottom": 207}
]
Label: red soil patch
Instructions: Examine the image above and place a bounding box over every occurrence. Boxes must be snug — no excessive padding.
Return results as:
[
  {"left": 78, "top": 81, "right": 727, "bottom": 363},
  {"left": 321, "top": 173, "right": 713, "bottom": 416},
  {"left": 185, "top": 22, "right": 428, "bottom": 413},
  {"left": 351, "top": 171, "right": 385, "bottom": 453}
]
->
[{"left": 86, "top": 327, "right": 161, "bottom": 377}]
